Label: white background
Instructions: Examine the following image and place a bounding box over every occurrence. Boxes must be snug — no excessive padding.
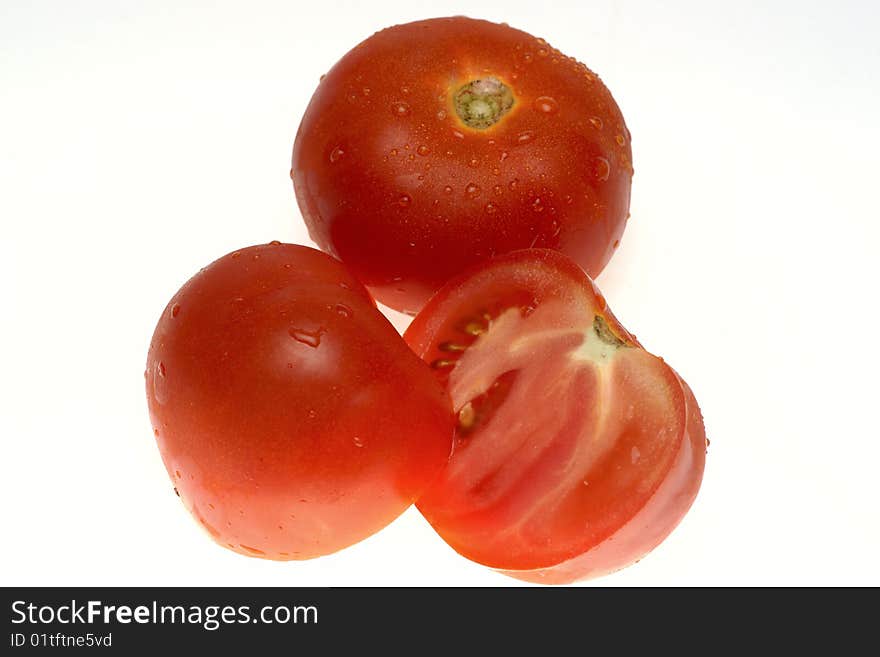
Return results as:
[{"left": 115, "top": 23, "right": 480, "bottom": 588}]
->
[{"left": 2, "top": 0, "right": 878, "bottom": 586}]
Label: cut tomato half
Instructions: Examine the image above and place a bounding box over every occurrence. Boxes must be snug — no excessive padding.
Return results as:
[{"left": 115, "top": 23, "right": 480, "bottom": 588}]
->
[{"left": 405, "top": 249, "right": 706, "bottom": 583}]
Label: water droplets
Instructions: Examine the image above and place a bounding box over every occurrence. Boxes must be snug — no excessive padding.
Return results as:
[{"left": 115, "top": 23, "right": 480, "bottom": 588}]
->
[
  {"left": 451, "top": 129, "right": 465, "bottom": 140},
  {"left": 593, "top": 157, "right": 611, "bottom": 181},
  {"left": 516, "top": 131, "right": 535, "bottom": 145},
  {"left": 533, "top": 96, "right": 558, "bottom": 114},
  {"left": 417, "top": 145, "right": 431, "bottom": 156},
  {"left": 289, "top": 327, "right": 323, "bottom": 348},
  {"left": 352, "top": 436, "right": 365, "bottom": 448},
  {"left": 397, "top": 194, "right": 412, "bottom": 208},
  {"left": 171, "top": 304, "right": 180, "bottom": 318},
  {"left": 531, "top": 197, "right": 545, "bottom": 213},
  {"left": 334, "top": 304, "right": 352, "bottom": 318},
  {"left": 508, "top": 178, "right": 519, "bottom": 191},
  {"left": 484, "top": 202, "right": 497, "bottom": 214},
  {"left": 443, "top": 185, "right": 454, "bottom": 195},
  {"left": 616, "top": 134, "right": 626, "bottom": 146},
  {"left": 329, "top": 146, "right": 345, "bottom": 163},
  {"left": 157, "top": 362, "right": 166, "bottom": 377},
  {"left": 465, "top": 183, "right": 481, "bottom": 198},
  {"left": 588, "top": 116, "right": 604, "bottom": 130},
  {"left": 391, "top": 101, "right": 411, "bottom": 117},
  {"left": 436, "top": 109, "right": 447, "bottom": 121},
  {"left": 468, "top": 158, "right": 479, "bottom": 168}
]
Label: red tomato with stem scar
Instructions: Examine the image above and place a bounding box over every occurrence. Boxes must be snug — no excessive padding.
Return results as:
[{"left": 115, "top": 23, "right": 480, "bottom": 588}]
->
[
  {"left": 292, "top": 17, "right": 632, "bottom": 315},
  {"left": 404, "top": 249, "right": 706, "bottom": 583},
  {"left": 145, "top": 243, "right": 454, "bottom": 560}
]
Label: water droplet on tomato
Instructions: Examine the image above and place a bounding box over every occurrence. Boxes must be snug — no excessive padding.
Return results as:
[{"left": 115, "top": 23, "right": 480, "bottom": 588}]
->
[
  {"left": 335, "top": 304, "right": 352, "bottom": 318},
  {"left": 508, "top": 178, "right": 519, "bottom": 190},
  {"left": 485, "top": 202, "right": 497, "bottom": 214},
  {"left": 537, "top": 47, "right": 549, "bottom": 57},
  {"left": 362, "top": 86, "right": 371, "bottom": 96},
  {"left": 631, "top": 446, "right": 641, "bottom": 464},
  {"left": 531, "top": 197, "right": 545, "bottom": 213},
  {"left": 593, "top": 157, "right": 611, "bottom": 181},
  {"left": 468, "top": 158, "right": 479, "bottom": 168},
  {"left": 289, "top": 328, "right": 322, "bottom": 348},
  {"left": 353, "top": 436, "right": 365, "bottom": 448},
  {"left": 158, "top": 362, "right": 166, "bottom": 377},
  {"left": 588, "top": 116, "right": 603, "bottom": 130},
  {"left": 533, "top": 96, "right": 558, "bottom": 114},
  {"left": 230, "top": 251, "right": 241, "bottom": 258},
  {"left": 465, "top": 183, "right": 481, "bottom": 198},
  {"left": 516, "top": 131, "right": 535, "bottom": 145},
  {"left": 308, "top": 409, "right": 317, "bottom": 419},
  {"left": 417, "top": 145, "right": 430, "bottom": 156},
  {"left": 451, "top": 129, "right": 465, "bottom": 140},
  {"left": 392, "top": 101, "right": 411, "bottom": 117},
  {"left": 171, "top": 304, "right": 180, "bottom": 318},
  {"left": 443, "top": 185, "right": 454, "bottom": 194},
  {"left": 329, "top": 146, "right": 345, "bottom": 163},
  {"left": 493, "top": 184, "right": 503, "bottom": 196},
  {"left": 397, "top": 194, "right": 411, "bottom": 208},
  {"left": 436, "top": 109, "right": 447, "bottom": 120},
  {"left": 616, "top": 134, "right": 626, "bottom": 146}
]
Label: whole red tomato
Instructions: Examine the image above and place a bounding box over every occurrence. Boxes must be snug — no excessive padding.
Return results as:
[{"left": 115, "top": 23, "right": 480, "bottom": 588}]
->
[
  {"left": 292, "top": 17, "right": 632, "bottom": 314},
  {"left": 145, "top": 243, "right": 454, "bottom": 560},
  {"left": 404, "top": 249, "right": 705, "bottom": 583}
]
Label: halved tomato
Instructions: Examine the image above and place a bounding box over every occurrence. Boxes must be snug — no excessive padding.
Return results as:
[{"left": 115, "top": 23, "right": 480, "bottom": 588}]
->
[{"left": 404, "top": 249, "right": 706, "bottom": 583}]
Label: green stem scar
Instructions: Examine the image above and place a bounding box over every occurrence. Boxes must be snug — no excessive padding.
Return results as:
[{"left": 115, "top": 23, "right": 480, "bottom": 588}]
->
[{"left": 453, "top": 77, "right": 514, "bottom": 129}]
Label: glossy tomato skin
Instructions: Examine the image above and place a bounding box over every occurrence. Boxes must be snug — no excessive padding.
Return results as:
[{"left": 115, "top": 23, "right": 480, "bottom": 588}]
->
[
  {"left": 145, "top": 243, "right": 454, "bottom": 560},
  {"left": 292, "top": 17, "right": 632, "bottom": 314},
  {"left": 405, "top": 249, "right": 705, "bottom": 583}
]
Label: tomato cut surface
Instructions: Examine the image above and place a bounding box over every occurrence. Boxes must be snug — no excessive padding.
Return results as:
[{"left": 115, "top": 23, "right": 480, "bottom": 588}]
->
[
  {"left": 292, "top": 17, "right": 632, "bottom": 314},
  {"left": 146, "top": 243, "right": 454, "bottom": 560},
  {"left": 405, "top": 250, "right": 705, "bottom": 583}
]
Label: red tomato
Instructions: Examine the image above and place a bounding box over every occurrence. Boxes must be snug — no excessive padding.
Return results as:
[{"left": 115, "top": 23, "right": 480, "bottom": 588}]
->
[
  {"left": 404, "top": 250, "right": 705, "bottom": 583},
  {"left": 292, "top": 17, "right": 632, "bottom": 314},
  {"left": 145, "top": 243, "right": 454, "bottom": 560}
]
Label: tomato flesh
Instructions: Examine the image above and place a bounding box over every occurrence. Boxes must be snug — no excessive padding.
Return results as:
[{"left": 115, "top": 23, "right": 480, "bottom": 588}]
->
[
  {"left": 146, "top": 243, "right": 454, "bottom": 560},
  {"left": 292, "top": 17, "right": 632, "bottom": 314},
  {"left": 405, "top": 249, "right": 705, "bottom": 583}
]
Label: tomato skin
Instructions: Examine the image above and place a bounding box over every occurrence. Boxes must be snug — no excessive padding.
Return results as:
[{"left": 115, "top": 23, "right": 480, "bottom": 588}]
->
[
  {"left": 404, "top": 249, "right": 705, "bottom": 583},
  {"left": 145, "top": 243, "right": 454, "bottom": 560},
  {"left": 292, "top": 17, "right": 632, "bottom": 314}
]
